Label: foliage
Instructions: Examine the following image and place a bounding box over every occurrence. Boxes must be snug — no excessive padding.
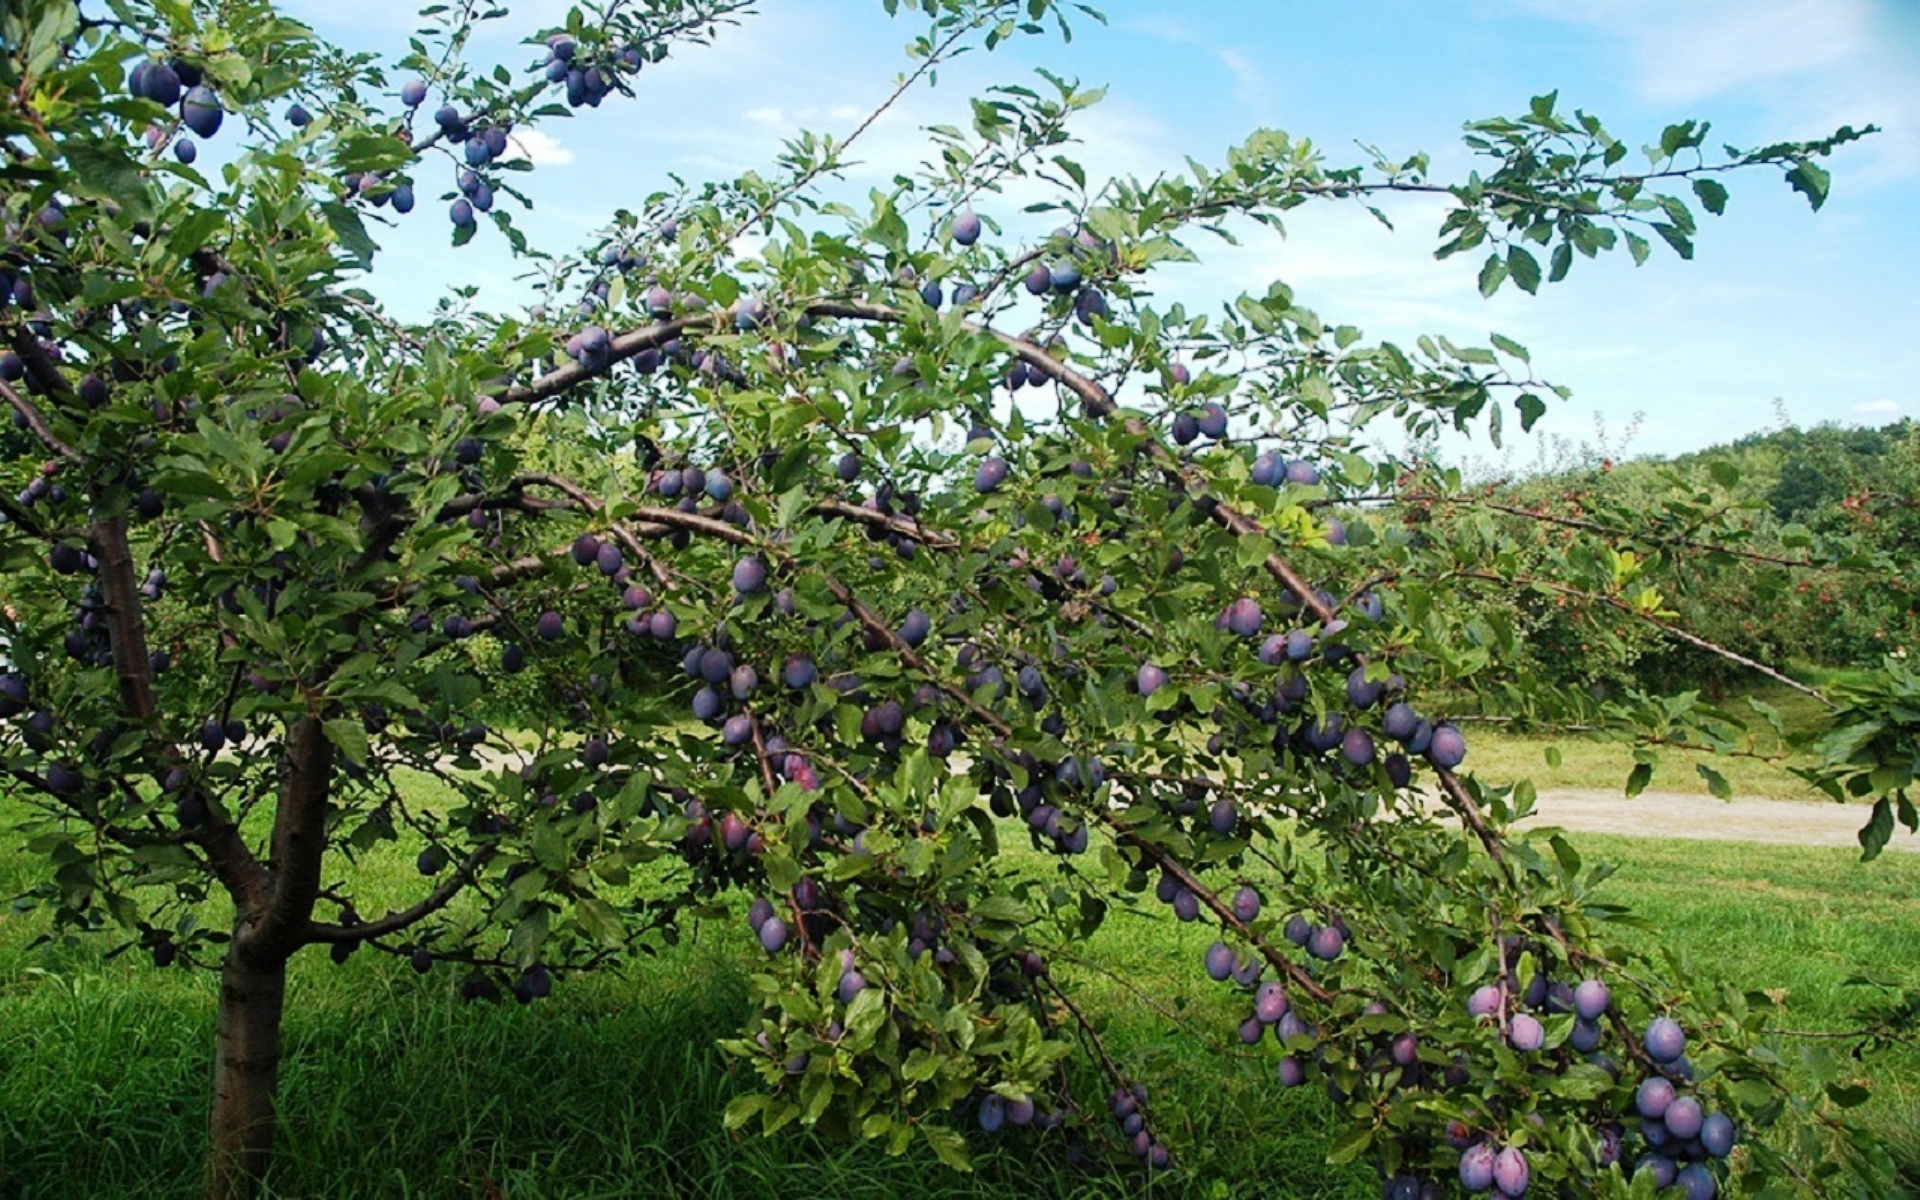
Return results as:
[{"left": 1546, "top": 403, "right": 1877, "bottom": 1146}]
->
[
  {"left": 1420, "top": 420, "right": 1920, "bottom": 699},
  {"left": 0, "top": 0, "right": 1899, "bottom": 1196}
]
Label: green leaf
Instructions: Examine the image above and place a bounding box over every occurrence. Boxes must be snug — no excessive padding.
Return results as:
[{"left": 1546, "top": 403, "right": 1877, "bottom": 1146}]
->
[
  {"left": 1786, "top": 160, "right": 1830, "bottom": 211},
  {"left": 973, "top": 895, "right": 1027, "bottom": 923},
  {"left": 1858, "top": 797, "right": 1893, "bottom": 862},
  {"left": 1515, "top": 393, "right": 1546, "bottom": 432},
  {"left": 1506, "top": 246, "right": 1541, "bottom": 295},
  {"left": 723, "top": 1093, "right": 768, "bottom": 1130},
  {"left": 921, "top": 1124, "right": 972, "bottom": 1171},
  {"left": 61, "top": 144, "right": 152, "bottom": 221},
  {"left": 1692, "top": 178, "right": 1729, "bottom": 215},
  {"left": 323, "top": 202, "right": 378, "bottom": 269},
  {"left": 845, "top": 985, "right": 886, "bottom": 1040},
  {"left": 901, "top": 1048, "right": 941, "bottom": 1083},
  {"left": 322, "top": 718, "right": 369, "bottom": 767},
  {"left": 1696, "top": 764, "right": 1733, "bottom": 801},
  {"left": 508, "top": 907, "right": 549, "bottom": 967},
  {"left": 1326, "top": 1124, "right": 1374, "bottom": 1165},
  {"left": 1477, "top": 253, "right": 1508, "bottom": 297},
  {"left": 1625, "top": 762, "right": 1653, "bottom": 798},
  {"left": 1652, "top": 223, "right": 1694, "bottom": 260},
  {"left": 1550, "top": 835, "right": 1581, "bottom": 877},
  {"left": 800, "top": 1067, "right": 834, "bottom": 1125},
  {"left": 761, "top": 1098, "right": 798, "bottom": 1136},
  {"left": 1548, "top": 240, "right": 1572, "bottom": 284},
  {"left": 1625, "top": 232, "right": 1651, "bottom": 266},
  {"left": 574, "top": 896, "right": 625, "bottom": 948},
  {"left": 1826, "top": 1081, "right": 1872, "bottom": 1108},
  {"left": 1490, "top": 333, "right": 1530, "bottom": 364}
]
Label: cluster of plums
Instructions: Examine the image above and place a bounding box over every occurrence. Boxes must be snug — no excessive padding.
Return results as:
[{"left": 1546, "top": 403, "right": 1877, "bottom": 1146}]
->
[
  {"left": 676, "top": 632, "right": 832, "bottom": 792},
  {"left": 974, "top": 1090, "right": 1046, "bottom": 1133},
  {"left": 540, "top": 33, "right": 645, "bottom": 110},
  {"left": 1282, "top": 909, "right": 1349, "bottom": 962},
  {"left": 1200, "top": 582, "right": 1470, "bottom": 781},
  {"left": 1171, "top": 401, "right": 1230, "bottom": 445},
  {"left": 1627, "top": 1017, "right": 1734, "bottom": 1197},
  {"left": 1105, "top": 1085, "right": 1172, "bottom": 1169},
  {"left": 1250, "top": 453, "right": 1321, "bottom": 488},
  {"left": 312, "top": 30, "right": 656, "bottom": 233},
  {"left": 432, "top": 95, "right": 510, "bottom": 229},
  {"left": 0, "top": 678, "right": 93, "bottom": 801},
  {"left": 747, "top": 895, "right": 791, "bottom": 954},
  {"left": 0, "top": 519, "right": 280, "bottom": 801},
  {"left": 1455, "top": 971, "right": 1733, "bottom": 1197},
  {"left": 1005, "top": 772, "right": 1095, "bottom": 855},
  {"left": 127, "top": 56, "right": 222, "bottom": 164},
  {"left": 1012, "top": 227, "right": 1117, "bottom": 332}
]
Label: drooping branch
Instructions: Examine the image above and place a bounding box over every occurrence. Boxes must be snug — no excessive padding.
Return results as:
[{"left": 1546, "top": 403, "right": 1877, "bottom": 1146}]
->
[
  {"left": 1430, "top": 771, "right": 1507, "bottom": 866},
  {"left": 304, "top": 845, "right": 490, "bottom": 943},
  {"left": 1415, "top": 491, "right": 1834, "bottom": 572},
  {"left": 0, "top": 374, "right": 79, "bottom": 462},
  {"left": 821, "top": 577, "right": 1013, "bottom": 740},
  {"left": 1123, "top": 834, "right": 1334, "bottom": 1006},
  {"left": 1453, "top": 569, "right": 1836, "bottom": 710},
  {"left": 809, "top": 499, "right": 958, "bottom": 549},
  {"left": 491, "top": 316, "right": 704, "bottom": 408},
  {"left": 1042, "top": 972, "right": 1156, "bottom": 1112},
  {"left": 453, "top": 290, "right": 1750, "bottom": 876}
]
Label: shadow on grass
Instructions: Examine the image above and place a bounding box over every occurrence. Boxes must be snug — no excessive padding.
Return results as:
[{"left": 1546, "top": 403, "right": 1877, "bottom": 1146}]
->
[{"left": 0, "top": 930, "right": 1375, "bottom": 1200}]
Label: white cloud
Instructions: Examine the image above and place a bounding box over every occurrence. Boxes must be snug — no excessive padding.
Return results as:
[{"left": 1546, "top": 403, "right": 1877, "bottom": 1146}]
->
[
  {"left": 1853, "top": 398, "right": 1902, "bottom": 414},
  {"left": 1510, "top": 0, "right": 1920, "bottom": 182},
  {"left": 506, "top": 128, "right": 572, "bottom": 167},
  {"left": 1215, "top": 49, "right": 1272, "bottom": 113},
  {"left": 1125, "top": 16, "right": 1276, "bottom": 119},
  {"left": 1600, "top": 0, "right": 1866, "bottom": 102},
  {"left": 743, "top": 106, "right": 788, "bottom": 128}
]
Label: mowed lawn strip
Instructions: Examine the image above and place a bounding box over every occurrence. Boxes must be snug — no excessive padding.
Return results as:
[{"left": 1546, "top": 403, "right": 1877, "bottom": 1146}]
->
[{"left": 1453, "top": 685, "right": 1844, "bottom": 802}]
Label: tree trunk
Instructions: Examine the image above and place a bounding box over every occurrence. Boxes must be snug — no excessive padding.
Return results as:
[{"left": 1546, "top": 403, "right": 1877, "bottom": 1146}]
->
[
  {"left": 208, "top": 945, "right": 288, "bottom": 1200},
  {"left": 206, "top": 715, "right": 335, "bottom": 1198}
]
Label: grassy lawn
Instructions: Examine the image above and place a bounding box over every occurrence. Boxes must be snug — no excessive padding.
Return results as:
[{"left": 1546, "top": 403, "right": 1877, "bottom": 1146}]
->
[
  {"left": 1460, "top": 728, "right": 1827, "bottom": 800},
  {"left": 1458, "top": 685, "right": 1840, "bottom": 801},
  {"left": 3, "top": 799, "right": 1917, "bottom": 1198}
]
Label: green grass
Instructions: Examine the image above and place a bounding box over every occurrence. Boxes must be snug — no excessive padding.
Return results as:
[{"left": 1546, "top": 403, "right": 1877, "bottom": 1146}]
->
[
  {"left": 1460, "top": 728, "right": 1828, "bottom": 800},
  {"left": 1458, "top": 685, "right": 1839, "bottom": 800},
  {"left": 3, "top": 812, "right": 1918, "bottom": 1197}
]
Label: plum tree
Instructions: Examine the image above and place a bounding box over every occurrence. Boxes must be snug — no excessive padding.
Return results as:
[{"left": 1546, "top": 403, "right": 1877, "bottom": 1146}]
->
[{"left": 0, "top": 0, "right": 1895, "bottom": 1197}]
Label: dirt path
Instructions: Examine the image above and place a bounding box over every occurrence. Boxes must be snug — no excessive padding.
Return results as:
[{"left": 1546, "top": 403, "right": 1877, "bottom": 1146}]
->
[{"left": 1511, "top": 788, "right": 1908, "bottom": 853}]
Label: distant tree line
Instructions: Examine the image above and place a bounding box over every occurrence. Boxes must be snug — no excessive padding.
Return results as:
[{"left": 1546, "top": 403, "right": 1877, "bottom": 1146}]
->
[{"left": 1404, "top": 419, "right": 1919, "bottom": 701}]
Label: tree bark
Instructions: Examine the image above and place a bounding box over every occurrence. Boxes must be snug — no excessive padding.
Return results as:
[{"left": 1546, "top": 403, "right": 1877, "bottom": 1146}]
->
[
  {"left": 207, "top": 945, "right": 288, "bottom": 1200},
  {"left": 206, "top": 715, "right": 334, "bottom": 1199}
]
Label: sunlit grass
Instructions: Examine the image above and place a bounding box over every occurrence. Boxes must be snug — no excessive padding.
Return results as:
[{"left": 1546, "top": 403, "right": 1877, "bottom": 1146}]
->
[
  {"left": 2, "top": 777, "right": 1916, "bottom": 1197},
  {"left": 1456, "top": 684, "right": 1838, "bottom": 801}
]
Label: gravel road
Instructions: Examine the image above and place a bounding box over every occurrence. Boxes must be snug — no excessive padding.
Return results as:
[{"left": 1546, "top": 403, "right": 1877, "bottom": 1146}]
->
[
  {"left": 466, "top": 745, "right": 1906, "bottom": 852},
  {"left": 1513, "top": 788, "right": 1907, "bottom": 852}
]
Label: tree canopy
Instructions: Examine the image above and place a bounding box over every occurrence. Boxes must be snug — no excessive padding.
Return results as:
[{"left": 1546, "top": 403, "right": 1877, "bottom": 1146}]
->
[{"left": 0, "top": 2, "right": 1910, "bottom": 1197}]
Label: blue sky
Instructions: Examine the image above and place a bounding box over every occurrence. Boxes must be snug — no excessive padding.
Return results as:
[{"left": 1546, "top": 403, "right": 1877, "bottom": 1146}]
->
[{"left": 290, "top": 0, "right": 1920, "bottom": 461}]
